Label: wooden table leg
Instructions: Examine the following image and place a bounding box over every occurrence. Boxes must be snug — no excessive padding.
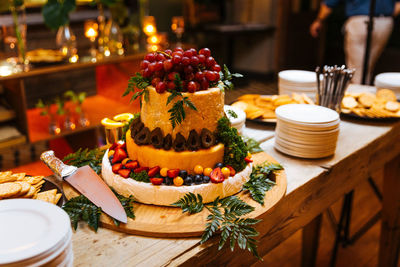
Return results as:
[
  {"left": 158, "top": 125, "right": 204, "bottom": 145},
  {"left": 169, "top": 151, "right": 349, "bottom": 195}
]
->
[
  {"left": 379, "top": 154, "right": 400, "bottom": 267},
  {"left": 302, "top": 214, "right": 322, "bottom": 267}
]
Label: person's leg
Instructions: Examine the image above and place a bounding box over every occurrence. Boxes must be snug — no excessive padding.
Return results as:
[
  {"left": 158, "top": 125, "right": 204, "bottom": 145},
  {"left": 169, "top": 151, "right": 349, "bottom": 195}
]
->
[{"left": 368, "top": 17, "right": 394, "bottom": 84}]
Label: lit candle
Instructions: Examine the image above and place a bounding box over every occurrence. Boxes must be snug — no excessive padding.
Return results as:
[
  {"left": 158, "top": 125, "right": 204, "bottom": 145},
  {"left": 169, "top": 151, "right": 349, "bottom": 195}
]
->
[{"left": 143, "top": 16, "right": 157, "bottom": 36}]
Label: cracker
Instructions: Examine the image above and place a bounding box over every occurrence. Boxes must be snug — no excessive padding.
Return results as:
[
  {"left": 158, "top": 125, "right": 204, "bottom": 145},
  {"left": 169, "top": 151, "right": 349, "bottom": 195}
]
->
[
  {"left": 0, "top": 182, "right": 22, "bottom": 198},
  {"left": 12, "top": 173, "right": 26, "bottom": 181},
  {"left": 36, "top": 189, "right": 57, "bottom": 203},
  {"left": 342, "top": 96, "right": 358, "bottom": 109},
  {"left": 0, "top": 171, "right": 16, "bottom": 184},
  {"left": 302, "top": 93, "right": 315, "bottom": 105},
  {"left": 23, "top": 176, "right": 44, "bottom": 185},
  {"left": 22, "top": 186, "right": 37, "bottom": 198},
  {"left": 54, "top": 193, "right": 62, "bottom": 204},
  {"left": 358, "top": 92, "right": 376, "bottom": 108},
  {"left": 231, "top": 101, "right": 248, "bottom": 112},
  {"left": 385, "top": 101, "right": 400, "bottom": 112},
  {"left": 15, "top": 181, "right": 30, "bottom": 196},
  {"left": 33, "top": 180, "right": 45, "bottom": 188},
  {"left": 292, "top": 93, "right": 306, "bottom": 104},
  {"left": 377, "top": 89, "right": 397, "bottom": 102}
]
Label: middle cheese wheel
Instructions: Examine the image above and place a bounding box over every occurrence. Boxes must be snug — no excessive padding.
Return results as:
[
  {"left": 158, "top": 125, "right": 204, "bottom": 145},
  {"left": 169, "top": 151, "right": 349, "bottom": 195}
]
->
[
  {"left": 141, "top": 86, "right": 225, "bottom": 139},
  {"left": 126, "top": 130, "right": 224, "bottom": 173}
]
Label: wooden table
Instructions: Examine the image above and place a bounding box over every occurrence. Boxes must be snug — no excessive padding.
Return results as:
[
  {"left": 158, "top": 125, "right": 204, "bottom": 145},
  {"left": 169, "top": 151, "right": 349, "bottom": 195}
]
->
[{"left": 70, "top": 117, "right": 400, "bottom": 266}]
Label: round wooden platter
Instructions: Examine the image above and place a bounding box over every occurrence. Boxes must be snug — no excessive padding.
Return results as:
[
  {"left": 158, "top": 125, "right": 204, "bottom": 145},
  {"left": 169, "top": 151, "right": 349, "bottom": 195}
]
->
[{"left": 63, "top": 152, "right": 287, "bottom": 237}]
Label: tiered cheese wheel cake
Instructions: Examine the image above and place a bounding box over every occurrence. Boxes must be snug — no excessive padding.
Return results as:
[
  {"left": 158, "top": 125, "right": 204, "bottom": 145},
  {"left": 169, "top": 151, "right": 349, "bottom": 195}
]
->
[{"left": 102, "top": 48, "right": 252, "bottom": 206}]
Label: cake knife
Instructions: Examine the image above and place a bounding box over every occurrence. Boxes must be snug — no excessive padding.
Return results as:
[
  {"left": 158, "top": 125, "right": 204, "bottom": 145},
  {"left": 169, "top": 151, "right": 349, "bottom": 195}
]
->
[{"left": 40, "top": 150, "right": 127, "bottom": 223}]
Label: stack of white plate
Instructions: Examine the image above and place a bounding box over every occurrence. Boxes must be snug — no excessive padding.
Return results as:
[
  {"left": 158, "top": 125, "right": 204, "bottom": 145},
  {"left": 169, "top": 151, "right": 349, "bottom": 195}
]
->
[
  {"left": 274, "top": 104, "right": 340, "bottom": 159},
  {"left": 278, "top": 70, "right": 318, "bottom": 100},
  {"left": 224, "top": 105, "right": 246, "bottom": 135},
  {"left": 0, "top": 199, "right": 73, "bottom": 267},
  {"left": 374, "top": 72, "right": 400, "bottom": 97}
]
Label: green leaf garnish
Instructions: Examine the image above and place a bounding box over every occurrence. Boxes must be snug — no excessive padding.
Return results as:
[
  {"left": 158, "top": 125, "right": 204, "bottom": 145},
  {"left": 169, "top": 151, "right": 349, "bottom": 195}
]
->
[
  {"left": 123, "top": 73, "right": 151, "bottom": 103},
  {"left": 63, "top": 148, "right": 105, "bottom": 175},
  {"left": 130, "top": 170, "right": 150, "bottom": 183},
  {"left": 227, "top": 109, "right": 238, "bottom": 119},
  {"left": 243, "top": 162, "right": 283, "bottom": 205},
  {"left": 171, "top": 192, "right": 204, "bottom": 214},
  {"left": 242, "top": 136, "right": 263, "bottom": 154},
  {"left": 110, "top": 188, "right": 135, "bottom": 226},
  {"left": 63, "top": 195, "right": 102, "bottom": 231},
  {"left": 218, "top": 65, "right": 243, "bottom": 92}
]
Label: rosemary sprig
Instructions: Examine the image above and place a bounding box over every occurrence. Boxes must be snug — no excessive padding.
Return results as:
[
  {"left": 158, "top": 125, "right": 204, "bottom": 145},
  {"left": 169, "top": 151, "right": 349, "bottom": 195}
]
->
[
  {"left": 122, "top": 73, "right": 150, "bottom": 103},
  {"left": 172, "top": 194, "right": 261, "bottom": 259},
  {"left": 171, "top": 192, "right": 204, "bottom": 214},
  {"left": 243, "top": 162, "right": 283, "bottom": 205}
]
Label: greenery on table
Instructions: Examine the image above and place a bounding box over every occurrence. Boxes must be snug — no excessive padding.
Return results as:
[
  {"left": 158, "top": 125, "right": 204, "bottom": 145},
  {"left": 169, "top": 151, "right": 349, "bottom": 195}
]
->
[
  {"left": 63, "top": 189, "right": 135, "bottom": 230},
  {"left": 171, "top": 192, "right": 204, "bottom": 214},
  {"left": 63, "top": 195, "right": 102, "bottom": 231},
  {"left": 63, "top": 148, "right": 106, "bottom": 175},
  {"left": 172, "top": 194, "right": 261, "bottom": 259},
  {"left": 64, "top": 91, "right": 87, "bottom": 113},
  {"left": 243, "top": 162, "right": 283, "bottom": 205}
]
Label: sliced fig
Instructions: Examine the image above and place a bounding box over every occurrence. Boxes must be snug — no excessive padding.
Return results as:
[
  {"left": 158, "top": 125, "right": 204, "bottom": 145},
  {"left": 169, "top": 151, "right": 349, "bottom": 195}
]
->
[
  {"left": 134, "top": 127, "right": 151, "bottom": 145},
  {"left": 173, "top": 133, "right": 186, "bottom": 152},
  {"left": 150, "top": 127, "right": 164, "bottom": 148},
  {"left": 163, "top": 134, "right": 172, "bottom": 150},
  {"left": 201, "top": 128, "right": 216, "bottom": 149},
  {"left": 131, "top": 121, "right": 144, "bottom": 138},
  {"left": 187, "top": 130, "right": 200, "bottom": 151}
]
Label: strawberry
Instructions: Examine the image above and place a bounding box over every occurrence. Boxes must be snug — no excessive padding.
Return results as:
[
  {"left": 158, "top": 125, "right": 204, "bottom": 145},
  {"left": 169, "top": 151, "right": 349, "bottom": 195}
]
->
[
  {"left": 244, "top": 157, "right": 253, "bottom": 163},
  {"left": 112, "top": 163, "right": 123, "bottom": 174},
  {"left": 167, "top": 169, "right": 180, "bottom": 178},
  {"left": 210, "top": 167, "right": 224, "bottom": 183},
  {"left": 117, "top": 142, "right": 127, "bottom": 150},
  {"left": 226, "top": 165, "right": 236, "bottom": 176},
  {"left": 112, "top": 148, "right": 127, "bottom": 164},
  {"left": 134, "top": 166, "right": 149, "bottom": 173},
  {"left": 125, "top": 160, "right": 139, "bottom": 170},
  {"left": 118, "top": 169, "right": 131, "bottom": 178},
  {"left": 148, "top": 166, "right": 160, "bottom": 178},
  {"left": 110, "top": 142, "right": 119, "bottom": 150},
  {"left": 150, "top": 177, "right": 163, "bottom": 185}
]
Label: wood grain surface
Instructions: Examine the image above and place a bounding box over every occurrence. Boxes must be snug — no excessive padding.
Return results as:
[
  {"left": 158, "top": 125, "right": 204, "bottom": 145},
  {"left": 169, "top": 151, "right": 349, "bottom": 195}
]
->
[{"left": 63, "top": 152, "right": 287, "bottom": 237}]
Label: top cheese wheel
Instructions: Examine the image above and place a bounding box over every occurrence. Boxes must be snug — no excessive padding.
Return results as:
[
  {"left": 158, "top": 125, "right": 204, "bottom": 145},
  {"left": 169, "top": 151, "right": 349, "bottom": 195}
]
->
[{"left": 141, "top": 86, "right": 225, "bottom": 139}]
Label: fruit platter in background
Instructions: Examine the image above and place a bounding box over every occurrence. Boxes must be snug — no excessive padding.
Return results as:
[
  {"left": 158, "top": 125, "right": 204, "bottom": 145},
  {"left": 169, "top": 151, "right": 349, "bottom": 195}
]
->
[
  {"left": 341, "top": 88, "right": 400, "bottom": 119},
  {"left": 54, "top": 48, "right": 287, "bottom": 260}
]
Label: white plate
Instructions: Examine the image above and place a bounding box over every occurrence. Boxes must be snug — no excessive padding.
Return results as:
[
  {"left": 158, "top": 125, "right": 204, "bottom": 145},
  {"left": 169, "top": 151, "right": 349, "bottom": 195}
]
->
[
  {"left": 278, "top": 70, "right": 317, "bottom": 84},
  {"left": 276, "top": 104, "right": 340, "bottom": 124},
  {"left": 374, "top": 72, "right": 400, "bottom": 87},
  {"left": 276, "top": 130, "right": 339, "bottom": 145},
  {"left": 277, "top": 119, "right": 340, "bottom": 131},
  {"left": 0, "top": 199, "right": 71, "bottom": 265},
  {"left": 275, "top": 136, "right": 337, "bottom": 151},
  {"left": 274, "top": 141, "right": 335, "bottom": 158}
]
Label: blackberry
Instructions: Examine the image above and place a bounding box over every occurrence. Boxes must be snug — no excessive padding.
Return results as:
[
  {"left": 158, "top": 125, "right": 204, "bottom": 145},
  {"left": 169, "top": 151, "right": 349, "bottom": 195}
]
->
[
  {"left": 203, "top": 176, "right": 210, "bottom": 183},
  {"left": 194, "top": 174, "right": 203, "bottom": 184},
  {"left": 179, "top": 170, "right": 188, "bottom": 179},
  {"left": 214, "top": 162, "right": 224, "bottom": 169},
  {"left": 184, "top": 176, "right": 193, "bottom": 185},
  {"left": 164, "top": 177, "right": 173, "bottom": 185}
]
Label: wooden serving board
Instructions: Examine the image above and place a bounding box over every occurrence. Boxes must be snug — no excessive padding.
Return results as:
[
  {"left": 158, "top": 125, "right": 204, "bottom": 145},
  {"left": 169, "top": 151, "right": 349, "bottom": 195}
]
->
[{"left": 63, "top": 152, "right": 287, "bottom": 237}]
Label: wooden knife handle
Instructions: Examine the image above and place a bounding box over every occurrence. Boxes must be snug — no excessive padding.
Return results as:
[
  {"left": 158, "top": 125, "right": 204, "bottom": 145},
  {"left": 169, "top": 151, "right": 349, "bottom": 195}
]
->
[{"left": 40, "top": 150, "right": 77, "bottom": 179}]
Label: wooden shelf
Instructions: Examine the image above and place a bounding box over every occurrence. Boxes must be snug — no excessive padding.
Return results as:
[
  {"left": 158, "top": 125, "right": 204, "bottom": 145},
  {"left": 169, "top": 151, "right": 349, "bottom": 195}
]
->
[
  {"left": 0, "top": 135, "right": 26, "bottom": 150},
  {"left": 0, "top": 109, "right": 16, "bottom": 122},
  {"left": 0, "top": 53, "right": 146, "bottom": 82},
  {"left": 27, "top": 94, "right": 140, "bottom": 143}
]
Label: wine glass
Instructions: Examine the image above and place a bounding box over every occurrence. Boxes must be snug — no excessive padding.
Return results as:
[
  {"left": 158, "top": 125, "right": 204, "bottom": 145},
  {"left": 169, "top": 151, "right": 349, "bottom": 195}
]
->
[{"left": 171, "top": 16, "right": 184, "bottom": 47}]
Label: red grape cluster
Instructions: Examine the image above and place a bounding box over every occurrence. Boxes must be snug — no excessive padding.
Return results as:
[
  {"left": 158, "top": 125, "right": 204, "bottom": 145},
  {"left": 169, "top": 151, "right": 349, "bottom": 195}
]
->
[{"left": 139, "top": 48, "right": 221, "bottom": 94}]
